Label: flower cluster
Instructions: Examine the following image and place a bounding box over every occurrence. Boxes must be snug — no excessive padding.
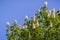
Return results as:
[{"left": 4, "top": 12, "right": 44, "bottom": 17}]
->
[{"left": 6, "top": 1, "right": 60, "bottom": 40}]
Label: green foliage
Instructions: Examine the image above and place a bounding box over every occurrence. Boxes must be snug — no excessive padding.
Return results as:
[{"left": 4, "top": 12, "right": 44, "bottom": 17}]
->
[{"left": 6, "top": 2, "right": 60, "bottom": 40}]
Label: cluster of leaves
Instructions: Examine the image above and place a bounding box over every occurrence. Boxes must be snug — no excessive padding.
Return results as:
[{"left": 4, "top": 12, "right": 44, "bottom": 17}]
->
[{"left": 6, "top": 2, "right": 60, "bottom": 40}]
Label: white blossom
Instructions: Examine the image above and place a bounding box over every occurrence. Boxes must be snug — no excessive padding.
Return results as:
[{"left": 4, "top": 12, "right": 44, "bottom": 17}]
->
[
  {"left": 47, "top": 14, "right": 50, "bottom": 17},
  {"left": 49, "top": 10, "right": 51, "bottom": 14},
  {"left": 36, "top": 20, "right": 39, "bottom": 26},
  {"left": 33, "top": 14, "right": 36, "bottom": 21},
  {"left": 6, "top": 22, "right": 10, "bottom": 26},
  {"left": 33, "top": 23, "right": 36, "bottom": 29},
  {"left": 9, "top": 30, "right": 12, "bottom": 33},
  {"left": 44, "top": 1, "right": 48, "bottom": 7},
  {"left": 22, "top": 25, "right": 25, "bottom": 29},
  {"left": 25, "top": 16, "right": 28, "bottom": 20},
  {"left": 52, "top": 8, "right": 55, "bottom": 13},
  {"left": 47, "top": 10, "right": 51, "bottom": 17},
  {"left": 38, "top": 9, "right": 40, "bottom": 12},
  {"left": 14, "top": 19, "right": 17, "bottom": 24}
]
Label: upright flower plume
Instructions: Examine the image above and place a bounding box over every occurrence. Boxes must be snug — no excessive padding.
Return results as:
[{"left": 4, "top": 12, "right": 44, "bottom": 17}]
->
[
  {"left": 33, "top": 23, "right": 36, "bottom": 29},
  {"left": 25, "top": 16, "right": 28, "bottom": 20},
  {"left": 44, "top": 1, "right": 48, "bottom": 7},
  {"left": 38, "top": 9, "right": 40, "bottom": 12},
  {"left": 52, "top": 8, "right": 55, "bottom": 18},
  {"left": 22, "top": 24, "right": 26, "bottom": 29},
  {"left": 6, "top": 22, "right": 10, "bottom": 27},
  {"left": 6, "top": 2, "right": 60, "bottom": 40},
  {"left": 32, "top": 14, "right": 36, "bottom": 22},
  {"left": 47, "top": 10, "right": 51, "bottom": 17},
  {"left": 14, "top": 19, "right": 17, "bottom": 25},
  {"left": 36, "top": 20, "right": 39, "bottom": 27}
]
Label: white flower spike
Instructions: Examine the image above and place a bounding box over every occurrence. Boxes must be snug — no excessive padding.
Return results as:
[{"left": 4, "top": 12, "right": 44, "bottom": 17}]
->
[
  {"left": 47, "top": 14, "right": 50, "bottom": 17},
  {"left": 44, "top": 1, "right": 48, "bottom": 7},
  {"left": 6, "top": 22, "right": 10, "bottom": 26},
  {"left": 33, "top": 23, "right": 36, "bottom": 29},
  {"left": 22, "top": 25, "right": 25, "bottom": 29},
  {"left": 36, "top": 20, "right": 39, "bottom": 26},
  {"left": 38, "top": 9, "right": 40, "bottom": 12},
  {"left": 49, "top": 10, "right": 51, "bottom": 14},
  {"left": 33, "top": 14, "right": 36, "bottom": 21},
  {"left": 25, "top": 16, "right": 28, "bottom": 20},
  {"left": 14, "top": 19, "right": 17, "bottom": 24},
  {"left": 47, "top": 10, "right": 51, "bottom": 17},
  {"left": 52, "top": 8, "right": 55, "bottom": 12}
]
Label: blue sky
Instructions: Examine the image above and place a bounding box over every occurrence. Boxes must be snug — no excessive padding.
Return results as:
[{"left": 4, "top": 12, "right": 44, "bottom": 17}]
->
[{"left": 0, "top": 0, "right": 60, "bottom": 40}]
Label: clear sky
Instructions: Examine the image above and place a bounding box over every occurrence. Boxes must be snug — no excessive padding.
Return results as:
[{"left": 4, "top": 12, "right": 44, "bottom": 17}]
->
[{"left": 0, "top": 0, "right": 60, "bottom": 40}]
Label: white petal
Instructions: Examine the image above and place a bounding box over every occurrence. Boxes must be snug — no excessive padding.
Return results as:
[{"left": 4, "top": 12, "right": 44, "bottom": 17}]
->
[
  {"left": 44, "top": 1, "right": 48, "bottom": 7},
  {"left": 22, "top": 26, "right": 25, "bottom": 29},
  {"left": 37, "top": 21, "right": 39, "bottom": 26},
  {"left": 33, "top": 14, "right": 36, "bottom": 21},
  {"left": 49, "top": 10, "right": 51, "bottom": 14},
  {"left": 14, "top": 19, "right": 17, "bottom": 24},
  {"left": 52, "top": 8, "right": 55, "bottom": 12},
  {"left": 33, "top": 24, "right": 36, "bottom": 29},
  {"left": 6, "top": 22, "right": 10, "bottom": 26},
  {"left": 22, "top": 25, "right": 25, "bottom": 29},
  {"left": 38, "top": 9, "right": 40, "bottom": 12},
  {"left": 25, "top": 16, "right": 28, "bottom": 19}
]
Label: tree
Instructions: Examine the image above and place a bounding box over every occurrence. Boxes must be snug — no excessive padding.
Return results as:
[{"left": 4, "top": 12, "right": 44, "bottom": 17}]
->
[{"left": 6, "top": 1, "right": 60, "bottom": 40}]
